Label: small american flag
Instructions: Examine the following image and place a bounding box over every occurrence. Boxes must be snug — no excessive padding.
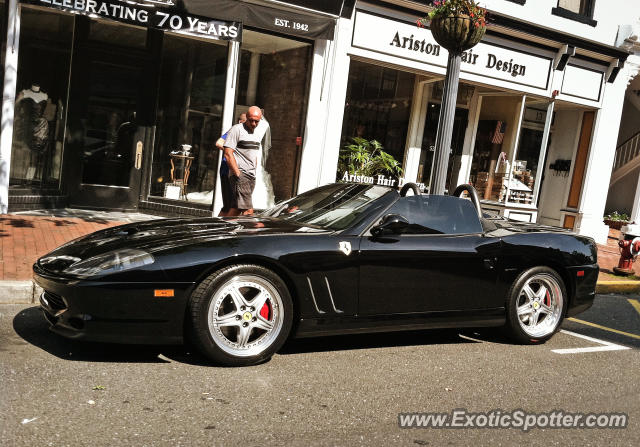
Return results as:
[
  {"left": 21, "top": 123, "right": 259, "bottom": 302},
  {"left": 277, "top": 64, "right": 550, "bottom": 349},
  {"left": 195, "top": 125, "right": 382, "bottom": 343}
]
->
[{"left": 491, "top": 121, "right": 506, "bottom": 144}]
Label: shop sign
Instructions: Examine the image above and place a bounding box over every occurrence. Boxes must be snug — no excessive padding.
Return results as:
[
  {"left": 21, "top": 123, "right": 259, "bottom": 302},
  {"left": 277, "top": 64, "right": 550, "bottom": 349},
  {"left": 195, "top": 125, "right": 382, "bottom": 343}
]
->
[
  {"left": 27, "top": 0, "right": 242, "bottom": 42},
  {"left": 523, "top": 107, "right": 547, "bottom": 124},
  {"left": 246, "top": 6, "right": 331, "bottom": 39},
  {"left": 351, "top": 11, "right": 552, "bottom": 91},
  {"left": 560, "top": 64, "right": 603, "bottom": 102},
  {"left": 340, "top": 171, "right": 426, "bottom": 191}
]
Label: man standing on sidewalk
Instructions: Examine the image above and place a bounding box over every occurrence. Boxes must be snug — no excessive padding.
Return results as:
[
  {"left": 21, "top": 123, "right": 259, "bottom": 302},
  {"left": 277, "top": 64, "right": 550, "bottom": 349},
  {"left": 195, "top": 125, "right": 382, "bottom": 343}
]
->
[
  {"left": 216, "top": 113, "right": 246, "bottom": 216},
  {"left": 223, "top": 106, "right": 264, "bottom": 216}
]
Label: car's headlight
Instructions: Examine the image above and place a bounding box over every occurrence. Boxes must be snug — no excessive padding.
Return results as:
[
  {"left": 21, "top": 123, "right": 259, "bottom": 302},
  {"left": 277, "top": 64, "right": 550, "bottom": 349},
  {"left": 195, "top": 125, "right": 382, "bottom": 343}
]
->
[{"left": 63, "top": 248, "right": 154, "bottom": 278}]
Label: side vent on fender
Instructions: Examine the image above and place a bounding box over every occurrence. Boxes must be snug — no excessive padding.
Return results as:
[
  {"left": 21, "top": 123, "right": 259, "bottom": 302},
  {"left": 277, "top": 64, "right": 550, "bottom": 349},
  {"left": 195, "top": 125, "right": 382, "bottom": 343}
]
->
[{"left": 306, "top": 277, "right": 326, "bottom": 314}]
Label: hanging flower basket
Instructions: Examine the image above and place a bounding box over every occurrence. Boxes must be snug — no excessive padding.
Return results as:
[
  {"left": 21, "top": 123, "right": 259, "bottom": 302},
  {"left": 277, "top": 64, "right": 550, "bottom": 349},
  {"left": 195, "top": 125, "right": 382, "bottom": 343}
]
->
[
  {"left": 417, "top": 1, "right": 487, "bottom": 53},
  {"left": 429, "top": 15, "right": 485, "bottom": 52}
]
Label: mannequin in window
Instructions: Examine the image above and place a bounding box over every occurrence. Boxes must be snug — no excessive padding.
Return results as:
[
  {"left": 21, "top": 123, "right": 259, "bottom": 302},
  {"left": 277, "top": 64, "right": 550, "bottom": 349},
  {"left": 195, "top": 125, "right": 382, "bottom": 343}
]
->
[
  {"left": 18, "top": 83, "right": 48, "bottom": 104},
  {"left": 13, "top": 83, "right": 50, "bottom": 182}
]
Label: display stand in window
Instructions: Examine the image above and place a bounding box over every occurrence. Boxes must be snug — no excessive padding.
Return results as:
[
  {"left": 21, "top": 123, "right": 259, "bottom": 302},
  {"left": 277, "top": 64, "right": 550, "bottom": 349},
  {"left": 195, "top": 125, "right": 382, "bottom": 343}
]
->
[{"left": 508, "top": 160, "right": 534, "bottom": 204}]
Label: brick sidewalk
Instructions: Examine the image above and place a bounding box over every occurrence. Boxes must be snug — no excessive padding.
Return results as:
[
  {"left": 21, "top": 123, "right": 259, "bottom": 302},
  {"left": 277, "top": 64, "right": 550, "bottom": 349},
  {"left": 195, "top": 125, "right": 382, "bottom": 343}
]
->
[{"left": 0, "top": 215, "right": 126, "bottom": 281}]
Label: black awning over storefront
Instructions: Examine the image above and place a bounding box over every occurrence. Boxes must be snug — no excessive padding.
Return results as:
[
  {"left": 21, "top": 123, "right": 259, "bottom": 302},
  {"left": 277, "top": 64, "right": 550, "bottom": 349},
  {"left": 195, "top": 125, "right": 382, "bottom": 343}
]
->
[
  {"left": 22, "top": 0, "right": 243, "bottom": 42},
  {"left": 180, "top": 0, "right": 346, "bottom": 40},
  {"left": 22, "top": 1, "right": 349, "bottom": 41}
]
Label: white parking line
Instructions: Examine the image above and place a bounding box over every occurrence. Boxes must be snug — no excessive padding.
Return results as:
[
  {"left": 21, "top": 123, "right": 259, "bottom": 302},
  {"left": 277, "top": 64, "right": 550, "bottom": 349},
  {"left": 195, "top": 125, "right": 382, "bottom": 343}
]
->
[{"left": 552, "top": 330, "right": 631, "bottom": 354}]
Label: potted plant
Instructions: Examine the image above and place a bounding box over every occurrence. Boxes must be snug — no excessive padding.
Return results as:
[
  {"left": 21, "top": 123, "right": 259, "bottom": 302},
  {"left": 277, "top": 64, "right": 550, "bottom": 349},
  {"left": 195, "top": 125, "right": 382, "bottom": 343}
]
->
[
  {"left": 603, "top": 211, "right": 631, "bottom": 231},
  {"left": 338, "top": 137, "right": 403, "bottom": 178},
  {"left": 417, "top": 0, "right": 487, "bottom": 53}
]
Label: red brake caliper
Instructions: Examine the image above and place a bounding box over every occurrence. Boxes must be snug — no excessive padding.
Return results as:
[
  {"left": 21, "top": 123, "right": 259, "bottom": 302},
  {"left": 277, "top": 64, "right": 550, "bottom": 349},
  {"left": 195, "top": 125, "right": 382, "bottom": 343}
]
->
[
  {"left": 545, "top": 290, "right": 551, "bottom": 307},
  {"left": 260, "top": 300, "right": 271, "bottom": 320}
]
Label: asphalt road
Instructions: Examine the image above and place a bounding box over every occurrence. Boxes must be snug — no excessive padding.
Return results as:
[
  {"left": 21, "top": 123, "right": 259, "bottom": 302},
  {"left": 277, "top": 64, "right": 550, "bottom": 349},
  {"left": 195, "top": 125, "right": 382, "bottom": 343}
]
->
[{"left": 1, "top": 294, "right": 639, "bottom": 446}]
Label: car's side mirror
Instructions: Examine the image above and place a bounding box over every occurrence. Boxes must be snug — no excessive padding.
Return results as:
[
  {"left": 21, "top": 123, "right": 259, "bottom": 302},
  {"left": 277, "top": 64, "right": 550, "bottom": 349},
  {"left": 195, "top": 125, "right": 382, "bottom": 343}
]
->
[{"left": 371, "top": 214, "right": 410, "bottom": 237}]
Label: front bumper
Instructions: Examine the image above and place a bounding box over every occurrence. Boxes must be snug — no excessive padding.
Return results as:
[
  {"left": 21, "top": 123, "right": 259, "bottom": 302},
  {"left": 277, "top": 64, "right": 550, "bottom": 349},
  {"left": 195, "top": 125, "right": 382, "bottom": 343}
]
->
[{"left": 34, "top": 263, "right": 193, "bottom": 345}]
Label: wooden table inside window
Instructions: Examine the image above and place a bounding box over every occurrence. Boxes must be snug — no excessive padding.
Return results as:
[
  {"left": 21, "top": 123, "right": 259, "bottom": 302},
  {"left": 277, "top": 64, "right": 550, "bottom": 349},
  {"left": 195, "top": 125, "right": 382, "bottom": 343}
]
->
[{"left": 169, "top": 154, "right": 194, "bottom": 200}]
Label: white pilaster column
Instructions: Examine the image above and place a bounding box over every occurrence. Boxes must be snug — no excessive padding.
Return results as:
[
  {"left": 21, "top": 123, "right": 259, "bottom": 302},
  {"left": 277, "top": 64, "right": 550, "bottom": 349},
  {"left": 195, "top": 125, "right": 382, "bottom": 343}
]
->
[
  {"left": 297, "top": 16, "right": 353, "bottom": 194},
  {"left": 402, "top": 78, "right": 430, "bottom": 184},
  {"left": 576, "top": 59, "right": 640, "bottom": 243},
  {"left": 213, "top": 41, "right": 240, "bottom": 215},
  {"left": 1, "top": 0, "right": 20, "bottom": 214},
  {"left": 456, "top": 90, "right": 481, "bottom": 187}
]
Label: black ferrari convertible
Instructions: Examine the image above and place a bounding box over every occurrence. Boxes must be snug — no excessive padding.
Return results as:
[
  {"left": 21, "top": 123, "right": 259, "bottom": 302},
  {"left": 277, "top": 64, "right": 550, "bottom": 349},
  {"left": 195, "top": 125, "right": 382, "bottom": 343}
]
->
[{"left": 34, "top": 183, "right": 598, "bottom": 366}]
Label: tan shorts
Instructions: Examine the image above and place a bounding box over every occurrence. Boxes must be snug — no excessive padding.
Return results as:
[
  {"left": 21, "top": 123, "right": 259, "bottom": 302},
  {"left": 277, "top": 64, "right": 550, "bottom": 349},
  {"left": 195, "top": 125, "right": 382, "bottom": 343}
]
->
[{"left": 229, "top": 173, "right": 255, "bottom": 210}]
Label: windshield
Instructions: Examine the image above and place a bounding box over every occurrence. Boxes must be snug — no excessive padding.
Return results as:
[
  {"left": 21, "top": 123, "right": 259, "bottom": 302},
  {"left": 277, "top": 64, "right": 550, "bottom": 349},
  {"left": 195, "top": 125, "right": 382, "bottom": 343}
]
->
[{"left": 261, "top": 183, "right": 393, "bottom": 230}]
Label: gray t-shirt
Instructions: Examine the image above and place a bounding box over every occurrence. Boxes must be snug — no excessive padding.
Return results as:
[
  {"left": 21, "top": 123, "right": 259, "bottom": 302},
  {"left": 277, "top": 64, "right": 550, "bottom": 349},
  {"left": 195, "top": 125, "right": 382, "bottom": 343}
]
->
[{"left": 224, "top": 122, "right": 263, "bottom": 178}]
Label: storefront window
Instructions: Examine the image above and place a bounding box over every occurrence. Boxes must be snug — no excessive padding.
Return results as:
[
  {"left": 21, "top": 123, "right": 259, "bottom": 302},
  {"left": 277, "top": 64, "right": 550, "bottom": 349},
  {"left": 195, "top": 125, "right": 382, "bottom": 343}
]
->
[
  {"left": 469, "top": 95, "right": 523, "bottom": 203},
  {"left": 236, "top": 30, "right": 312, "bottom": 207},
  {"left": 508, "top": 98, "right": 552, "bottom": 205},
  {"left": 10, "top": 7, "right": 73, "bottom": 189},
  {"left": 340, "top": 60, "right": 415, "bottom": 171},
  {"left": 150, "top": 34, "right": 228, "bottom": 205},
  {"left": 470, "top": 95, "right": 551, "bottom": 205}
]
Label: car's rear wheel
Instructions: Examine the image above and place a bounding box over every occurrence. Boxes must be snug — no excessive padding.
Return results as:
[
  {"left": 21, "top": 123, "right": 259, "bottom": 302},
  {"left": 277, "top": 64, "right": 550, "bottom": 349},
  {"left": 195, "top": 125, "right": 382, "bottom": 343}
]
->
[
  {"left": 188, "top": 264, "right": 293, "bottom": 366},
  {"left": 504, "top": 266, "right": 566, "bottom": 344}
]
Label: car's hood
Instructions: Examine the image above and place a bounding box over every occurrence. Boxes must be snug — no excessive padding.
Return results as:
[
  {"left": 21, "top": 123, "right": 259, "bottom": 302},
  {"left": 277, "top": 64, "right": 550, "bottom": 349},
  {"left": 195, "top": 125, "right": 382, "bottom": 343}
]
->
[{"left": 38, "top": 216, "right": 328, "bottom": 264}]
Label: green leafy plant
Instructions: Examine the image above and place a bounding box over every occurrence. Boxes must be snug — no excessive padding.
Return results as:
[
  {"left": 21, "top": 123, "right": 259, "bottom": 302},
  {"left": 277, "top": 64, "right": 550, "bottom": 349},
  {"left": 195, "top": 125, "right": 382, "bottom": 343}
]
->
[
  {"left": 604, "top": 211, "right": 630, "bottom": 222},
  {"left": 338, "top": 137, "right": 403, "bottom": 178},
  {"left": 417, "top": 0, "right": 487, "bottom": 28}
]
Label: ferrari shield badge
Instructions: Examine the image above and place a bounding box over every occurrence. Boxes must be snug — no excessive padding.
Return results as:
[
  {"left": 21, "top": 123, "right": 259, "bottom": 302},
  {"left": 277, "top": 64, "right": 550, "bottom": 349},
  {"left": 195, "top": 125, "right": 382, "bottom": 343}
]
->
[{"left": 339, "top": 241, "right": 352, "bottom": 256}]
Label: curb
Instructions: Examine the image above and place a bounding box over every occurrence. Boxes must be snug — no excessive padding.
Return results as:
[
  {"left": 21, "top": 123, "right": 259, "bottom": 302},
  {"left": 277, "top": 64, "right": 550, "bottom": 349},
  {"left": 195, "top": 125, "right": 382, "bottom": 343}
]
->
[
  {"left": 596, "top": 280, "right": 640, "bottom": 295},
  {"left": 0, "top": 281, "right": 43, "bottom": 304}
]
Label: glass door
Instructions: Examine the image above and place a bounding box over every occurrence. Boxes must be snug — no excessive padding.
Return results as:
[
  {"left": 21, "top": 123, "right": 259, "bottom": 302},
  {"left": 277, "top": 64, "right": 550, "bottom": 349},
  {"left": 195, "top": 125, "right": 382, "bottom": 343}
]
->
[
  {"left": 65, "top": 18, "right": 151, "bottom": 209},
  {"left": 418, "top": 103, "right": 468, "bottom": 193}
]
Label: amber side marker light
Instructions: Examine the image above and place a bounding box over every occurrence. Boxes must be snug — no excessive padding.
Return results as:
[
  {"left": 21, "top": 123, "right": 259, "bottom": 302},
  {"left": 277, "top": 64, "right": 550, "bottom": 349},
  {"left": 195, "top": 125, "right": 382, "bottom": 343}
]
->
[
  {"left": 154, "top": 289, "right": 175, "bottom": 297},
  {"left": 577, "top": 271, "right": 585, "bottom": 277}
]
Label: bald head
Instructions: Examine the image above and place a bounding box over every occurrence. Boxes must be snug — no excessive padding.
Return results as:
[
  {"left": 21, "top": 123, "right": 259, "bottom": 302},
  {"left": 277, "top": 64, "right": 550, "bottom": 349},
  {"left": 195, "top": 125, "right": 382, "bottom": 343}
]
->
[{"left": 245, "top": 106, "right": 262, "bottom": 132}]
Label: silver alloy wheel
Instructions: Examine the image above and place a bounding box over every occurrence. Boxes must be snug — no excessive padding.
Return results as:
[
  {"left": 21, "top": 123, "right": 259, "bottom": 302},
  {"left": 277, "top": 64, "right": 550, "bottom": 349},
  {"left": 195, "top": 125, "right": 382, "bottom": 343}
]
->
[
  {"left": 516, "top": 273, "right": 563, "bottom": 338},
  {"left": 207, "top": 274, "right": 284, "bottom": 358}
]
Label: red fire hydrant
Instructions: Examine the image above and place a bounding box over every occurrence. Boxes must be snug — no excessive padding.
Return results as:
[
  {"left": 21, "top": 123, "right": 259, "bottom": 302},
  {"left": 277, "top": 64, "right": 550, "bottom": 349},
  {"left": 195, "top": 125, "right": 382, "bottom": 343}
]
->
[{"left": 614, "top": 237, "right": 640, "bottom": 276}]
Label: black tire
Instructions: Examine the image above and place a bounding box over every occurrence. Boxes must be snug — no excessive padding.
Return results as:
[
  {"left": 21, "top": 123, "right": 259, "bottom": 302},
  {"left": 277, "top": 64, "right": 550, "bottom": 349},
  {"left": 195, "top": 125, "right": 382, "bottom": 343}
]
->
[
  {"left": 188, "top": 264, "right": 293, "bottom": 366},
  {"left": 504, "top": 266, "right": 567, "bottom": 344}
]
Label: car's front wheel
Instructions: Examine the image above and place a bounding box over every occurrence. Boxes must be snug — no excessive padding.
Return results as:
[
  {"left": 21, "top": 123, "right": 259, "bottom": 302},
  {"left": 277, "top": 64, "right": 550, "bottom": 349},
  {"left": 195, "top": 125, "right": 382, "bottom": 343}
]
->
[
  {"left": 188, "top": 264, "right": 293, "bottom": 366},
  {"left": 504, "top": 266, "right": 566, "bottom": 344}
]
